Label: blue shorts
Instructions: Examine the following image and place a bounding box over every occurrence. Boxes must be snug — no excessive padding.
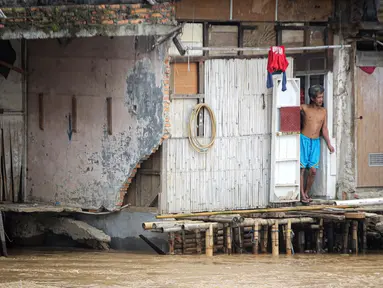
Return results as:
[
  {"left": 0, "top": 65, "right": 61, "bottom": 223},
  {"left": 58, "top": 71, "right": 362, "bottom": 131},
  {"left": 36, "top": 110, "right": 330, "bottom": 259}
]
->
[{"left": 300, "top": 134, "right": 320, "bottom": 169}]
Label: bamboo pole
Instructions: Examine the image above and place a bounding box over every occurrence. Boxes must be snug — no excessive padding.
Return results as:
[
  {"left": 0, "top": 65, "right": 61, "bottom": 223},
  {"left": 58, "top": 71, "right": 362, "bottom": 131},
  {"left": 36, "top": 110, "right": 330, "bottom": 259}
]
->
[
  {"left": 196, "top": 229, "right": 202, "bottom": 254},
  {"left": 316, "top": 219, "right": 324, "bottom": 253},
  {"left": 286, "top": 220, "right": 292, "bottom": 256},
  {"left": 343, "top": 221, "right": 350, "bottom": 254},
  {"left": 327, "top": 222, "right": 334, "bottom": 253},
  {"left": 156, "top": 205, "right": 355, "bottom": 219},
  {"left": 169, "top": 232, "right": 175, "bottom": 255},
  {"left": 352, "top": 220, "right": 358, "bottom": 254},
  {"left": 206, "top": 224, "right": 214, "bottom": 257},
  {"left": 362, "top": 220, "right": 367, "bottom": 253},
  {"left": 241, "top": 217, "right": 315, "bottom": 227},
  {"left": 261, "top": 225, "right": 268, "bottom": 253},
  {"left": 298, "top": 231, "right": 305, "bottom": 253},
  {"left": 252, "top": 223, "right": 259, "bottom": 255},
  {"left": 182, "top": 222, "right": 223, "bottom": 231},
  {"left": 335, "top": 197, "right": 383, "bottom": 207},
  {"left": 272, "top": 221, "right": 279, "bottom": 256},
  {"left": 226, "top": 226, "right": 232, "bottom": 255}
]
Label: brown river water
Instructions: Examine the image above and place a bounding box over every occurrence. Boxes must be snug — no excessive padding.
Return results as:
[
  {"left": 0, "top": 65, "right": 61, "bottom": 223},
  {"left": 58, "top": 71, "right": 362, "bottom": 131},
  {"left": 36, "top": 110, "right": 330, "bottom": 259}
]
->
[{"left": 1, "top": 249, "right": 383, "bottom": 288}]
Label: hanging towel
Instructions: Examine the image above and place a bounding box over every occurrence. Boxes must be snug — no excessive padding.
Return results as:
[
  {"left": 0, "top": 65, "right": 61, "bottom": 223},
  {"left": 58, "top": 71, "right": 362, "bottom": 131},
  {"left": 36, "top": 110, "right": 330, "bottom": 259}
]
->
[{"left": 266, "top": 46, "right": 289, "bottom": 91}]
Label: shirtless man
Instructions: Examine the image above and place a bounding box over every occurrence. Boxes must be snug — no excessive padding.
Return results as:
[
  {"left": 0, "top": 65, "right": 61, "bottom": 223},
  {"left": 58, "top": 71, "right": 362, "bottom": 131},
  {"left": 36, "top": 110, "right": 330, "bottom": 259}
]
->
[{"left": 300, "top": 85, "right": 334, "bottom": 203}]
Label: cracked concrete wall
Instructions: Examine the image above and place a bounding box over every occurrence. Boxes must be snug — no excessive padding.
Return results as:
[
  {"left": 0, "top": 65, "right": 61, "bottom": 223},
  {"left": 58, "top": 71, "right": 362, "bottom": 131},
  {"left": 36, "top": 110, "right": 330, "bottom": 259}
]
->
[{"left": 27, "top": 36, "right": 168, "bottom": 210}]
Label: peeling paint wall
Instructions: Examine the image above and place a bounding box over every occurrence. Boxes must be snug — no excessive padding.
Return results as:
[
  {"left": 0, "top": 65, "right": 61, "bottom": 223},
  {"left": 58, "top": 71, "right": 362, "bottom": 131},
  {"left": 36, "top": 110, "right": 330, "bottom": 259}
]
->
[{"left": 27, "top": 36, "right": 169, "bottom": 210}]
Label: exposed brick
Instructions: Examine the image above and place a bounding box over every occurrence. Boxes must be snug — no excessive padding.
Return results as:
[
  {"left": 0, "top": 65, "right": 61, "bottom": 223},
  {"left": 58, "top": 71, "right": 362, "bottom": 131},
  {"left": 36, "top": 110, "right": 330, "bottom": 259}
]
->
[
  {"left": 110, "top": 4, "right": 120, "bottom": 9},
  {"left": 132, "top": 8, "right": 150, "bottom": 14},
  {"left": 129, "top": 19, "right": 143, "bottom": 24}
]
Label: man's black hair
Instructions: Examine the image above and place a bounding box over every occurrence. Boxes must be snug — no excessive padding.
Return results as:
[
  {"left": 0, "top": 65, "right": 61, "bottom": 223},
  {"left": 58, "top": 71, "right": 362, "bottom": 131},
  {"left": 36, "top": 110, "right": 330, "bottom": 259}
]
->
[{"left": 308, "top": 84, "right": 325, "bottom": 100}]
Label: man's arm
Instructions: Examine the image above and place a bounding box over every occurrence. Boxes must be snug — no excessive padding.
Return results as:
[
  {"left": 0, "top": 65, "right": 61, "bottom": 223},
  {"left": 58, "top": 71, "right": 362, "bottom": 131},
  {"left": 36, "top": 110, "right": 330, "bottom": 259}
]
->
[{"left": 322, "top": 109, "right": 335, "bottom": 153}]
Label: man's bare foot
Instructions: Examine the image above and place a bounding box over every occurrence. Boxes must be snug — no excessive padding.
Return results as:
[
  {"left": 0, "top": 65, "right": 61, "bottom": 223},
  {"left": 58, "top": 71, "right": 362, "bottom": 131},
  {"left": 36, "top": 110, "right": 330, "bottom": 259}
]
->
[
  {"left": 305, "top": 192, "right": 313, "bottom": 202},
  {"left": 301, "top": 194, "right": 309, "bottom": 203}
]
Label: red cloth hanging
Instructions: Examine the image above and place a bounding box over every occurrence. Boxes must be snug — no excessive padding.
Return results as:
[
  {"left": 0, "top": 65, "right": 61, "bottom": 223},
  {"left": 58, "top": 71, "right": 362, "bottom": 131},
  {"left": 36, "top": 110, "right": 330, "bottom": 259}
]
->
[
  {"left": 359, "top": 66, "right": 376, "bottom": 74},
  {"left": 267, "top": 46, "right": 289, "bottom": 73}
]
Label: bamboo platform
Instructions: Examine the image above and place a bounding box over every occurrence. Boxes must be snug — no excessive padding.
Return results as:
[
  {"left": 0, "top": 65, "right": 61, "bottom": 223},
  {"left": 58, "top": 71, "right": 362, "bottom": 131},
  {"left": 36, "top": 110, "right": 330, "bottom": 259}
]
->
[{"left": 142, "top": 209, "right": 383, "bottom": 256}]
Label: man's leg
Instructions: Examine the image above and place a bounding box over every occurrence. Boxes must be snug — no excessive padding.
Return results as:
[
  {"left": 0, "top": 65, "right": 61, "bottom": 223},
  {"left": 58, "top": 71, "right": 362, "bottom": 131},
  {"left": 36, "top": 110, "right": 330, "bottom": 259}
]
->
[
  {"left": 300, "top": 168, "right": 308, "bottom": 202},
  {"left": 304, "top": 167, "right": 317, "bottom": 200}
]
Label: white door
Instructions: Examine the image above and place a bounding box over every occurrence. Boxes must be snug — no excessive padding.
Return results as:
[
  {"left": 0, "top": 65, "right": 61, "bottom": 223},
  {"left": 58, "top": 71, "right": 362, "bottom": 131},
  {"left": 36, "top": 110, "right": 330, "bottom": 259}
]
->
[{"left": 270, "top": 78, "right": 301, "bottom": 203}]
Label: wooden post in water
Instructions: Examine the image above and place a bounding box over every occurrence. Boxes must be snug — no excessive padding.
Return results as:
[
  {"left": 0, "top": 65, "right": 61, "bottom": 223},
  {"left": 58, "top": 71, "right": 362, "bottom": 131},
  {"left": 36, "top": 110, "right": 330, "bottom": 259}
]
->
[
  {"left": 286, "top": 220, "right": 292, "bottom": 255},
  {"left": 196, "top": 229, "right": 202, "bottom": 254},
  {"left": 316, "top": 219, "right": 324, "bottom": 253},
  {"left": 261, "top": 225, "right": 268, "bottom": 253},
  {"left": 362, "top": 220, "right": 367, "bottom": 254},
  {"left": 252, "top": 222, "right": 259, "bottom": 255},
  {"left": 169, "top": 232, "right": 175, "bottom": 255},
  {"left": 352, "top": 220, "right": 358, "bottom": 254},
  {"left": 343, "top": 221, "right": 350, "bottom": 254},
  {"left": 206, "top": 224, "right": 214, "bottom": 257},
  {"left": 298, "top": 231, "right": 305, "bottom": 253},
  {"left": 226, "top": 226, "right": 232, "bottom": 255},
  {"left": 272, "top": 221, "right": 279, "bottom": 256},
  {"left": 327, "top": 222, "right": 334, "bottom": 253}
]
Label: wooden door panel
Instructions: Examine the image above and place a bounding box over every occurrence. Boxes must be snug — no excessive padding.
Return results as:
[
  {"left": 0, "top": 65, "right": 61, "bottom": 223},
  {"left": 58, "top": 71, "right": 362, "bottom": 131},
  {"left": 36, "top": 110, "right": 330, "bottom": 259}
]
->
[{"left": 356, "top": 68, "right": 383, "bottom": 187}]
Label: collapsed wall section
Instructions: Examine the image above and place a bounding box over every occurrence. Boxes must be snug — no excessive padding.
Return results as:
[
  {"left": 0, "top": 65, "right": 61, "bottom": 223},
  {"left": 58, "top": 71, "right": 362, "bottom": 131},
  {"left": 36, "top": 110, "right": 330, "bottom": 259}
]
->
[{"left": 27, "top": 36, "right": 170, "bottom": 210}]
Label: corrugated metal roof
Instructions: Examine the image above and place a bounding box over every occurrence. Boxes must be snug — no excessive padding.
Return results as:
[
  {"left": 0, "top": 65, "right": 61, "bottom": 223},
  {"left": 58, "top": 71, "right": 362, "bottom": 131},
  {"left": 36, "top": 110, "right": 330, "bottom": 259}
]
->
[{"left": 160, "top": 58, "right": 293, "bottom": 214}]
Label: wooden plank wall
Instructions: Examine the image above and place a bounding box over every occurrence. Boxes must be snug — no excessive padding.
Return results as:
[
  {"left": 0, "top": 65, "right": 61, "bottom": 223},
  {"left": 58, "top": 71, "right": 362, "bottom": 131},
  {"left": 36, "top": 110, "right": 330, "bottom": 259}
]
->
[
  {"left": 0, "top": 115, "right": 24, "bottom": 203},
  {"left": 175, "top": 0, "right": 333, "bottom": 22},
  {"left": 356, "top": 67, "right": 383, "bottom": 187}
]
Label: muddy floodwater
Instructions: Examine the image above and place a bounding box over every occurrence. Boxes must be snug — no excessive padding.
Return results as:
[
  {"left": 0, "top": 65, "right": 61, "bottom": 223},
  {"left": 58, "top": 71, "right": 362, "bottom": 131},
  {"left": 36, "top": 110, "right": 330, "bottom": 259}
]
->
[{"left": 1, "top": 250, "right": 383, "bottom": 288}]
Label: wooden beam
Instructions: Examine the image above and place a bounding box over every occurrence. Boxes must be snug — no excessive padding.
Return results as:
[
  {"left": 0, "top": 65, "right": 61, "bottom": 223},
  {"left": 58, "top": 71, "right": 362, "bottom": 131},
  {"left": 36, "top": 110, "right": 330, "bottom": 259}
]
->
[{"left": 171, "top": 94, "right": 205, "bottom": 100}]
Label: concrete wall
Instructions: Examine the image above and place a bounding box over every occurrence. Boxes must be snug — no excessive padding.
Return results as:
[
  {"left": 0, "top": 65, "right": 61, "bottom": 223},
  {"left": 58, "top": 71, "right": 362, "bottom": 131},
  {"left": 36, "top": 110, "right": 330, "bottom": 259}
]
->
[
  {"left": 333, "top": 36, "right": 383, "bottom": 199},
  {"left": 77, "top": 210, "right": 168, "bottom": 252},
  {"left": 27, "top": 36, "right": 169, "bottom": 210}
]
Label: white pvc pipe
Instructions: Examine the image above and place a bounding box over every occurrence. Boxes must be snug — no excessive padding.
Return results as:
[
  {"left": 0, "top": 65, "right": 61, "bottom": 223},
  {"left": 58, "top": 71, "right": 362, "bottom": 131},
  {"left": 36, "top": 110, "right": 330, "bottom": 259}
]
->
[
  {"left": 334, "top": 198, "right": 383, "bottom": 207},
  {"left": 186, "top": 45, "right": 351, "bottom": 52}
]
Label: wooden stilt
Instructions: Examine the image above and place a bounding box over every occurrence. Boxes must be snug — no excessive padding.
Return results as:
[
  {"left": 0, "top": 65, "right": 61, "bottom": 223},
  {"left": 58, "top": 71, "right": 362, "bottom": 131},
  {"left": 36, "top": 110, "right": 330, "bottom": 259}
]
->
[
  {"left": 272, "top": 221, "right": 279, "bottom": 256},
  {"left": 327, "top": 222, "right": 334, "bottom": 253},
  {"left": 286, "top": 220, "right": 292, "bottom": 255},
  {"left": 343, "top": 221, "right": 350, "bottom": 254},
  {"left": 205, "top": 224, "right": 214, "bottom": 257},
  {"left": 226, "top": 226, "right": 232, "bottom": 255},
  {"left": 0, "top": 212, "right": 7, "bottom": 257},
  {"left": 352, "top": 220, "right": 358, "bottom": 254},
  {"left": 239, "top": 227, "right": 244, "bottom": 254},
  {"left": 195, "top": 229, "right": 202, "bottom": 254},
  {"left": 261, "top": 225, "right": 268, "bottom": 253},
  {"left": 316, "top": 219, "right": 324, "bottom": 253},
  {"left": 298, "top": 231, "right": 305, "bottom": 253},
  {"left": 252, "top": 223, "right": 259, "bottom": 255},
  {"left": 169, "top": 232, "right": 175, "bottom": 255},
  {"left": 182, "top": 231, "right": 186, "bottom": 254},
  {"left": 362, "top": 220, "right": 367, "bottom": 254}
]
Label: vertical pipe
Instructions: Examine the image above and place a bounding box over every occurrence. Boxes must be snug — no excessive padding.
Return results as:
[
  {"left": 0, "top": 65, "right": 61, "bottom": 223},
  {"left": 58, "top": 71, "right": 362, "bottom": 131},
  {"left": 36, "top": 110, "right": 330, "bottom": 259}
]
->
[
  {"left": 196, "top": 228, "right": 201, "bottom": 254},
  {"left": 272, "top": 221, "right": 279, "bottom": 256},
  {"left": 298, "top": 231, "right": 305, "bottom": 253},
  {"left": 343, "top": 221, "right": 350, "bottom": 254},
  {"left": 22, "top": 39, "right": 27, "bottom": 203},
  {"left": 182, "top": 231, "right": 186, "bottom": 255},
  {"left": 352, "top": 220, "right": 358, "bottom": 254},
  {"left": 169, "top": 232, "right": 175, "bottom": 255},
  {"left": 252, "top": 223, "right": 259, "bottom": 255},
  {"left": 229, "top": 0, "right": 233, "bottom": 20},
  {"left": 72, "top": 96, "right": 77, "bottom": 133},
  {"left": 286, "top": 221, "right": 292, "bottom": 256},
  {"left": 226, "top": 226, "right": 232, "bottom": 255},
  {"left": 206, "top": 224, "right": 214, "bottom": 257},
  {"left": 38, "top": 93, "right": 44, "bottom": 131},
  {"left": 261, "top": 225, "right": 268, "bottom": 253}
]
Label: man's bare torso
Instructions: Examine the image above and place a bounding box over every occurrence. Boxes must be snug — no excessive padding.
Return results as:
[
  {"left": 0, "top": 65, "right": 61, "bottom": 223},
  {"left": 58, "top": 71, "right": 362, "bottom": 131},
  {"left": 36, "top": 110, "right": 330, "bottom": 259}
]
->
[{"left": 301, "top": 104, "right": 326, "bottom": 139}]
